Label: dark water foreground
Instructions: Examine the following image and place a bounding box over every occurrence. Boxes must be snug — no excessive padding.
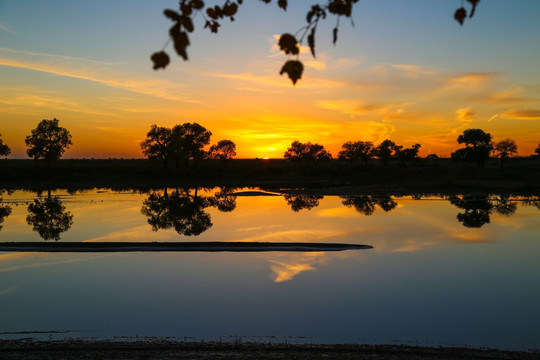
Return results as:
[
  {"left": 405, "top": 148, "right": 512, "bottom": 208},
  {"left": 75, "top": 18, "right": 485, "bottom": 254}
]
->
[{"left": 1, "top": 340, "right": 538, "bottom": 360}]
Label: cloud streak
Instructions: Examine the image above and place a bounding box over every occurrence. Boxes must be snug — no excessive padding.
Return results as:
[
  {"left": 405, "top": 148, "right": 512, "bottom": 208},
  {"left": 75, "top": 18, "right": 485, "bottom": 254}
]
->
[
  {"left": 0, "top": 47, "right": 198, "bottom": 103},
  {"left": 0, "top": 24, "right": 16, "bottom": 34},
  {"left": 501, "top": 109, "right": 540, "bottom": 120}
]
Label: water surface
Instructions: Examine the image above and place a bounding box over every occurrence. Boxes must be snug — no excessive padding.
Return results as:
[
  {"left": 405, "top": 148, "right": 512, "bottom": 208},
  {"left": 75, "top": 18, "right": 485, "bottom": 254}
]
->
[{"left": 0, "top": 188, "right": 538, "bottom": 350}]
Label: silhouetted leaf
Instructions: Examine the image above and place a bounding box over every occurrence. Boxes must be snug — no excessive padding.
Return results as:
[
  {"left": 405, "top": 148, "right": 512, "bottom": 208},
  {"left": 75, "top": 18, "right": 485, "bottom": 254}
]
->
[
  {"left": 164, "top": 9, "right": 181, "bottom": 21},
  {"left": 280, "top": 60, "right": 303, "bottom": 85},
  {"left": 207, "top": 6, "right": 223, "bottom": 20},
  {"left": 151, "top": 51, "right": 170, "bottom": 70},
  {"left": 328, "top": 0, "right": 353, "bottom": 17},
  {"left": 191, "top": 0, "right": 205, "bottom": 10},
  {"left": 333, "top": 26, "right": 338, "bottom": 44},
  {"left": 278, "top": 33, "right": 299, "bottom": 55},
  {"left": 308, "top": 27, "right": 316, "bottom": 57},
  {"left": 182, "top": 16, "right": 194, "bottom": 32},
  {"left": 306, "top": 5, "right": 325, "bottom": 23},
  {"left": 260, "top": 0, "right": 271, "bottom": 3},
  {"left": 467, "top": 0, "right": 480, "bottom": 18},
  {"left": 171, "top": 30, "right": 190, "bottom": 60},
  {"left": 454, "top": 7, "right": 467, "bottom": 25},
  {"left": 204, "top": 20, "right": 220, "bottom": 33},
  {"left": 180, "top": 3, "right": 192, "bottom": 16},
  {"left": 278, "top": 0, "right": 287, "bottom": 11},
  {"left": 223, "top": 2, "right": 238, "bottom": 16}
]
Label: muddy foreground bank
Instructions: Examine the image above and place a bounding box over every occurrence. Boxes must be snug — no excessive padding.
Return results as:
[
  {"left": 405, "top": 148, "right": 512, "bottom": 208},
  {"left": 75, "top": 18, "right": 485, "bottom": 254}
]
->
[{"left": 0, "top": 340, "right": 538, "bottom": 360}]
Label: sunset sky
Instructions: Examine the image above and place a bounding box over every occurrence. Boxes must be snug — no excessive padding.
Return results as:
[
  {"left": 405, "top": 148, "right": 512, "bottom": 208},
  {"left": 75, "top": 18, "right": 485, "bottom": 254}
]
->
[{"left": 1, "top": 0, "right": 539, "bottom": 159}]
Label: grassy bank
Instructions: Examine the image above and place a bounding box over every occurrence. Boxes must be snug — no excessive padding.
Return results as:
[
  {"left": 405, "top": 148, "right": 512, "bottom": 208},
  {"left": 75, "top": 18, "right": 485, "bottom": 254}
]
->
[{"left": 1, "top": 158, "right": 539, "bottom": 193}]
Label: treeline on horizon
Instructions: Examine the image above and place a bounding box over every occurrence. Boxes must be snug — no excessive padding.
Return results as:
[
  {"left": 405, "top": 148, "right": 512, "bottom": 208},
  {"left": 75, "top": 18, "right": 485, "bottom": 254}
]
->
[{"left": 2, "top": 119, "right": 540, "bottom": 171}]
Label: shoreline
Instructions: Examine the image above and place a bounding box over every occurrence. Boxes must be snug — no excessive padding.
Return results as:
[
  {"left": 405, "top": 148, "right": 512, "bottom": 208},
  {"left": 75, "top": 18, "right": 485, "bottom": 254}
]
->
[
  {"left": 0, "top": 339, "right": 537, "bottom": 360},
  {"left": 1, "top": 158, "right": 539, "bottom": 194},
  {"left": 0, "top": 241, "right": 373, "bottom": 253}
]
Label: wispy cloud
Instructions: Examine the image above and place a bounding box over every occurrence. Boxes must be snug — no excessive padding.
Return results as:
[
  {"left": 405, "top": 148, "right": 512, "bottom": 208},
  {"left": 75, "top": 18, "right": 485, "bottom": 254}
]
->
[
  {"left": 0, "top": 24, "right": 16, "bottom": 34},
  {"left": 456, "top": 107, "right": 475, "bottom": 122},
  {"left": 488, "top": 114, "right": 499, "bottom": 122},
  {"left": 501, "top": 109, "right": 540, "bottom": 120},
  {"left": 0, "top": 47, "right": 198, "bottom": 103}
]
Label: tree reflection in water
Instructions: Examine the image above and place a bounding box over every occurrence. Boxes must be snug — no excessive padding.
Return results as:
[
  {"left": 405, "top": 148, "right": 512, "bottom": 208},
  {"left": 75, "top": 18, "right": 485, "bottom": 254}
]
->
[
  {"left": 340, "top": 195, "right": 398, "bottom": 215},
  {"left": 449, "top": 194, "right": 517, "bottom": 228},
  {"left": 141, "top": 187, "right": 237, "bottom": 236},
  {"left": 0, "top": 190, "right": 12, "bottom": 232},
  {"left": 26, "top": 191, "right": 74, "bottom": 241},
  {"left": 523, "top": 196, "right": 540, "bottom": 210},
  {"left": 284, "top": 194, "right": 324, "bottom": 212}
]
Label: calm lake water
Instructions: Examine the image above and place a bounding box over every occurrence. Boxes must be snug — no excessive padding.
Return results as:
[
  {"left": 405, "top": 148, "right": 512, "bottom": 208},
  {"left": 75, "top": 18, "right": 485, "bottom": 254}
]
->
[{"left": 0, "top": 188, "right": 539, "bottom": 350}]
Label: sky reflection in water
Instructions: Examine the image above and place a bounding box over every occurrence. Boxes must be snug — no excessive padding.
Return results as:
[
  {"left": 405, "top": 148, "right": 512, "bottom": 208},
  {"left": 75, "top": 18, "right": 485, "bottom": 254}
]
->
[{"left": 0, "top": 188, "right": 539, "bottom": 350}]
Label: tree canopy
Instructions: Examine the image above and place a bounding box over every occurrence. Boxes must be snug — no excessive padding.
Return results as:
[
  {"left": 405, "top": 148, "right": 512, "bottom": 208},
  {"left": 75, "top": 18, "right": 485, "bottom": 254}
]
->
[
  {"left": 284, "top": 140, "right": 332, "bottom": 163},
  {"left": 25, "top": 119, "right": 72, "bottom": 166},
  {"left": 338, "top": 141, "right": 374, "bottom": 167},
  {"left": 26, "top": 196, "right": 74, "bottom": 241},
  {"left": 153, "top": 0, "right": 482, "bottom": 84},
  {"left": 171, "top": 122, "right": 212, "bottom": 166},
  {"left": 140, "top": 124, "right": 173, "bottom": 169},
  {"left": 0, "top": 134, "right": 11, "bottom": 158},
  {"left": 451, "top": 128, "right": 493, "bottom": 167},
  {"left": 493, "top": 138, "right": 517, "bottom": 169},
  {"left": 373, "top": 139, "right": 397, "bottom": 167},
  {"left": 140, "top": 122, "right": 212, "bottom": 168},
  {"left": 208, "top": 139, "right": 237, "bottom": 161}
]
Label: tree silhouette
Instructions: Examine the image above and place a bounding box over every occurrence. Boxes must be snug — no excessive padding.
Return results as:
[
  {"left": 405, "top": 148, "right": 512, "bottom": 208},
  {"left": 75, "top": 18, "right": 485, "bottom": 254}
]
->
[
  {"left": 492, "top": 195, "right": 517, "bottom": 217},
  {"left": 141, "top": 188, "right": 212, "bottom": 236},
  {"left": 493, "top": 138, "right": 517, "bottom": 169},
  {"left": 534, "top": 143, "right": 540, "bottom": 157},
  {"left": 449, "top": 195, "right": 492, "bottom": 228},
  {"left": 451, "top": 129, "right": 493, "bottom": 167},
  {"left": 338, "top": 141, "right": 374, "bottom": 168},
  {"left": 0, "top": 133, "right": 11, "bottom": 158},
  {"left": 340, "top": 195, "right": 376, "bottom": 215},
  {"left": 523, "top": 196, "right": 540, "bottom": 210},
  {"left": 375, "top": 196, "right": 398, "bottom": 212},
  {"left": 0, "top": 197, "right": 12, "bottom": 231},
  {"left": 284, "top": 194, "right": 323, "bottom": 212},
  {"left": 170, "top": 123, "right": 212, "bottom": 167},
  {"left": 284, "top": 140, "right": 332, "bottom": 164},
  {"left": 340, "top": 195, "right": 397, "bottom": 215},
  {"left": 374, "top": 139, "right": 397, "bottom": 167},
  {"left": 25, "top": 119, "right": 72, "bottom": 169},
  {"left": 208, "top": 139, "right": 237, "bottom": 162},
  {"left": 140, "top": 124, "right": 173, "bottom": 170},
  {"left": 209, "top": 187, "right": 237, "bottom": 212},
  {"left": 153, "top": 1, "right": 481, "bottom": 85},
  {"left": 394, "top": 143, "right": 421, "bottom": 165},
  {"left": 26, "top": 193, "right": 74, "bottom": 241},
  {"left": 141, "top": 187, "right": 237, "bottom": 236}
]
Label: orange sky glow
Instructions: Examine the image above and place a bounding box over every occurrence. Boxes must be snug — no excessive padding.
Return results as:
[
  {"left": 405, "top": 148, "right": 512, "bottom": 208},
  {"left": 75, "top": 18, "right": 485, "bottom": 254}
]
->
[{"left": 1, "top": 1, "right": 539, "bottom": 159}]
